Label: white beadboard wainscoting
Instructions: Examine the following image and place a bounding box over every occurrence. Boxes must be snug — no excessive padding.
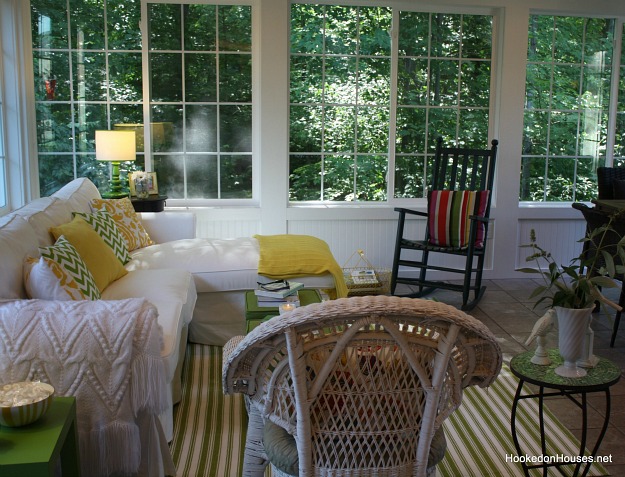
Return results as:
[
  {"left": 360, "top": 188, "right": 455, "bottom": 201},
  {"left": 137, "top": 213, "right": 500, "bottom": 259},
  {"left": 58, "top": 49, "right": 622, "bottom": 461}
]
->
[
  {"left": 184, "top": 205, "right": 589, "bottom": 280},
  {"left": 516, "top": 218, "right": 587, "bottom": 274}
]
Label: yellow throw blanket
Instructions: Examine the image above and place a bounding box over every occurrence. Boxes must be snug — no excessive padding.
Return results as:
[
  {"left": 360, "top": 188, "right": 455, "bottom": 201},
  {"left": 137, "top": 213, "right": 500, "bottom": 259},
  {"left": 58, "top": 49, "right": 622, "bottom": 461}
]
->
[{"left": 254, "top": 234, "right": 348, "bottom": 298}]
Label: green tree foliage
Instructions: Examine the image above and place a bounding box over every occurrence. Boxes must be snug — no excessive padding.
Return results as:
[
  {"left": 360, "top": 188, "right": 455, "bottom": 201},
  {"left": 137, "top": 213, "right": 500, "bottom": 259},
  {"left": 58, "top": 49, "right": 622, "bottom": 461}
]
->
[{"left": 521, "top": 15, "right": 615, "bottom": 202}]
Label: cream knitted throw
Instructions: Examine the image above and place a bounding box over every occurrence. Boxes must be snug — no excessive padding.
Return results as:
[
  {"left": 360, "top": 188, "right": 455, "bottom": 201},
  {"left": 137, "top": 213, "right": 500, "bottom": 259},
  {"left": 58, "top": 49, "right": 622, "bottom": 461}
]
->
[{"left": 0, "top": 298, "right": 174, "bottom": 477}]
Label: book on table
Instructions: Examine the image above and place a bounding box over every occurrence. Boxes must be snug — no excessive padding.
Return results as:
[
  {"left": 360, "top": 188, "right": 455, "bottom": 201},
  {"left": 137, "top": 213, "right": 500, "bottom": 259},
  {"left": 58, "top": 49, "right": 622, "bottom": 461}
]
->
[
  {"left": 255, "top": 281, "right": 304, "bottom": 299},
  {"left": 256, "top": 294, "right": 301, "bottom": 308},
  {"left": 350, "top": 269, "right": 379, "bottom": 285}
]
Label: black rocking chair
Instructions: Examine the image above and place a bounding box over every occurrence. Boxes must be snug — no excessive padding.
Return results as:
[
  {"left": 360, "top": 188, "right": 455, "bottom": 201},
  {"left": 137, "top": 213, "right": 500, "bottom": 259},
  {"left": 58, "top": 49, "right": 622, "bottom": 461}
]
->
[
  {"left": 391, "top": 137, "right": 498, "bottom": 311},
  {"left": 572, "top": 202, "right": 625, "bottom": 347}
]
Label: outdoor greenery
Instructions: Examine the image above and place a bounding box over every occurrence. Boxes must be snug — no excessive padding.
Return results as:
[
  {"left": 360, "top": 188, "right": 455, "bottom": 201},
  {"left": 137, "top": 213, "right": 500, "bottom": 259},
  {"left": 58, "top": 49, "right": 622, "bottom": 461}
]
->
[
  {"left": 29, "top": 2, "right": 625, "bottom": 203},
  {"left": 31, "top": 0, "right": 252, "bottom": 199},
  {"left": 520, "top": 16, "right": 618, "bottom": 202},
  {"left": 288, "top": 7, "right": 493, "bottom": 201}
]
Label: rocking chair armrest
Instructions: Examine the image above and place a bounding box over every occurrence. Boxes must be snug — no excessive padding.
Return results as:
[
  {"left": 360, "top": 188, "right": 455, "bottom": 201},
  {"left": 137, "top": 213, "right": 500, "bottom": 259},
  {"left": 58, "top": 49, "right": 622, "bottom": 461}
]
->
[{"left": 394, "top": 207, "right": 428, "bottom": 218}]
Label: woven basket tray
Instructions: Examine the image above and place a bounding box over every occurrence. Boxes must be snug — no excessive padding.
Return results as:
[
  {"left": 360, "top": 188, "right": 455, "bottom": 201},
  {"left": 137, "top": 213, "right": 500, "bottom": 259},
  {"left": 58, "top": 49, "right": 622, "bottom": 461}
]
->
[{"left": 342, "top": 250, "right": 391, "bottom": 296}]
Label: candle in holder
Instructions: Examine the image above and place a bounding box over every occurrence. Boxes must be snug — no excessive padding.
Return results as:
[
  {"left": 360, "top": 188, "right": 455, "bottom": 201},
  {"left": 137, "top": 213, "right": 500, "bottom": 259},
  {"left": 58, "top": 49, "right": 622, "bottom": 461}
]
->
[{"left": 279, "top": 303, "right": 296, "bottom": 315}]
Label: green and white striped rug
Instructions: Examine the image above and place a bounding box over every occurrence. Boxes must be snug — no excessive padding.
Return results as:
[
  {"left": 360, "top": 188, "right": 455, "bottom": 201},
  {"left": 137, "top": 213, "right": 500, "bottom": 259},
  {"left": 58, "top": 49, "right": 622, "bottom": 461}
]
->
[{"left": 171, "top": 344, "right": 609, "bottom": 477}]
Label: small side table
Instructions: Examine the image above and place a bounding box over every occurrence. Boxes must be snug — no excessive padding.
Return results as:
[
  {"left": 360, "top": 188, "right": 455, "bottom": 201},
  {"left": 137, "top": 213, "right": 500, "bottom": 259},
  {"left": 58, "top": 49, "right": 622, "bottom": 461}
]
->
[
  {"left": 510, "top": 349, "right": 620, "bottom": 477},
  {"left": 0, "top": 396, "right": 81, "bottom": 476},
  {"left": 131, "top": 195, "right": 168, "bottom": 212},
  {"left": 244, "top": 289, "right": 322, "bottom": 333}
]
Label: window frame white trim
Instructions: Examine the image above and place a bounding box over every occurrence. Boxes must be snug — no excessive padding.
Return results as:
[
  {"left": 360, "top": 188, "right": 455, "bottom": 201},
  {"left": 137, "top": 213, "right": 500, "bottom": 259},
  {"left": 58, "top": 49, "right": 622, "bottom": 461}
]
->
[{"left": 1, "top": 0, "right": 38, "bottom": 215}]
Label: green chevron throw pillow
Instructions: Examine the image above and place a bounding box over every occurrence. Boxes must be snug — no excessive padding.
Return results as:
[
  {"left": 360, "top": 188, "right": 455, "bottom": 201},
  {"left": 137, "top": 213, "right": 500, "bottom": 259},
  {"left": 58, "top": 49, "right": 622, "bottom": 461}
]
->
[
  {"left": 74, "top": 211, "right": 131, "bottom": 264},
  {"left": 24, "top": 236, "right": 101, "bottom": 300}
]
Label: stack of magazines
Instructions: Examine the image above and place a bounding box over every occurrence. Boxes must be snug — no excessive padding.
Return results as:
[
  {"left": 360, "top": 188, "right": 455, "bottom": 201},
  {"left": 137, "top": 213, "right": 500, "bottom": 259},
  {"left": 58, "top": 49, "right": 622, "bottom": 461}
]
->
[{"left": 255, "top": 280, "right": 304, "bottom": 307}]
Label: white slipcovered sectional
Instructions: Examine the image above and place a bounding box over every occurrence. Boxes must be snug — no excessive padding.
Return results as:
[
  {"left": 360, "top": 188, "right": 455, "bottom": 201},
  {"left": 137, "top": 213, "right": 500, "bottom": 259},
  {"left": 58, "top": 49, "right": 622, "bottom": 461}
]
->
[
  {"left": 0, "top": 177, "right": 337, "bottom": 441},
  {"left": 0, "top": 177, "right": 196, "bottom": 445}
]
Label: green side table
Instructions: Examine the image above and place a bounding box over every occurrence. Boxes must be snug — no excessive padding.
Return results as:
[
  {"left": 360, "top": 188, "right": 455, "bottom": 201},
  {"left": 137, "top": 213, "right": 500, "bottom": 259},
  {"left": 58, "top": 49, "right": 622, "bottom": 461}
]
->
[
  {"left": 245, "top": 289, "right": 322, "bottom": 333},
  {"left": 0, "top": 396, "right": 81, "bottom": 477},
  {"left": 509, "top": 349, "right": 620, "bottom": 477}
]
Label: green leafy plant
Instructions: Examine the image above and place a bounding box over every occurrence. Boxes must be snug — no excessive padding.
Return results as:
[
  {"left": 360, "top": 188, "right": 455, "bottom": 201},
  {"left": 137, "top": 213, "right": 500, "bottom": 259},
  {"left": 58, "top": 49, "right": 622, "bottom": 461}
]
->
[{"left": 519, "top": 214, "right": 625, "bottom": 310}]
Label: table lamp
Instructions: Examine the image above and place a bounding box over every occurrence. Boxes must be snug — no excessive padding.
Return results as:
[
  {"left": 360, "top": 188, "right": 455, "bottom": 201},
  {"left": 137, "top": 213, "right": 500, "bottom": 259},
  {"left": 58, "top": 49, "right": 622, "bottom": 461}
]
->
[{"left": 96, "top": 130, "right": 136, "bottom": 199}]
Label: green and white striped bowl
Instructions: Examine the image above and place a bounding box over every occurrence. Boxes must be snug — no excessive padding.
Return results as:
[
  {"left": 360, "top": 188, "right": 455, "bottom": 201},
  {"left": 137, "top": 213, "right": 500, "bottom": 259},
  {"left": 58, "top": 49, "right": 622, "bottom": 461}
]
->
[{"left": 0, "top": 382, "right": 55, "bottom": 427}]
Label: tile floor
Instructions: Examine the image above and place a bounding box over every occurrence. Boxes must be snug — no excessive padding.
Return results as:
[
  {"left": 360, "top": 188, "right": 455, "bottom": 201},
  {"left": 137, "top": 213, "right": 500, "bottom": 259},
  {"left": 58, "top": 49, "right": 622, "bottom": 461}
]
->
[{"left": 396, "top": 278, "right": 625, "bottom": 476}]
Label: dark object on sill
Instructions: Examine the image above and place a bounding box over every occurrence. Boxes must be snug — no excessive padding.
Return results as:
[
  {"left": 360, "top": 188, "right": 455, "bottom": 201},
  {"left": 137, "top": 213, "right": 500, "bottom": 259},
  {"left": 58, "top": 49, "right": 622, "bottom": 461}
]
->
[{"left": 131, "top": 195, "right": 168, "bottom": 212}]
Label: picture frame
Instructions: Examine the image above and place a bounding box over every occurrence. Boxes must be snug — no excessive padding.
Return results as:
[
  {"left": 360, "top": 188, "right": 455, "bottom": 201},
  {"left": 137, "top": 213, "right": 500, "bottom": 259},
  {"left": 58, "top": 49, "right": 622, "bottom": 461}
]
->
[{"left": 129, "top": 171, "right": 158, "bottom": 197}]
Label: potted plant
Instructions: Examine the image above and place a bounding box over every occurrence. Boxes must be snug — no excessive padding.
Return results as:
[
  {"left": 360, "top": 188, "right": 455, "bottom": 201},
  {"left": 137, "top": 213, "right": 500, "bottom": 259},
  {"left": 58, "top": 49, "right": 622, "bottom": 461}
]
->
[{"left": 520, "top": 213, "right": 624, "bottom": 377}]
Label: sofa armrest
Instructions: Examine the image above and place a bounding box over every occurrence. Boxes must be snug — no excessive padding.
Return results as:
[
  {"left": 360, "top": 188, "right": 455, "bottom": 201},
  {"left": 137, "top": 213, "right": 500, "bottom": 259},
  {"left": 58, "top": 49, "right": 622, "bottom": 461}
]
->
[{"left": 138, "top": 211, "right": 196, "bottom": 243}]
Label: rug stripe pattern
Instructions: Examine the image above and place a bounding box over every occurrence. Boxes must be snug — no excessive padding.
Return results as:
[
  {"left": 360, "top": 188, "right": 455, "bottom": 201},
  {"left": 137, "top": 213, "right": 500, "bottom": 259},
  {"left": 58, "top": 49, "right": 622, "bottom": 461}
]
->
[
  {"left": 171, "top": 344, "right": 247, "bottom": 477},
  {"left": 171, "top": 344, "right": 608, "bottom": 477}
]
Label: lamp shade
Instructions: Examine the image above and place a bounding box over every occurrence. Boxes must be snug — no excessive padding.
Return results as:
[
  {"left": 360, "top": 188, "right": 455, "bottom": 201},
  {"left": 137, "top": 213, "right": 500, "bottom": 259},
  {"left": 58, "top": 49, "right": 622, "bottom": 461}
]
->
[{"left": 95, "top": 130, "right": 136, "bottom": 162}]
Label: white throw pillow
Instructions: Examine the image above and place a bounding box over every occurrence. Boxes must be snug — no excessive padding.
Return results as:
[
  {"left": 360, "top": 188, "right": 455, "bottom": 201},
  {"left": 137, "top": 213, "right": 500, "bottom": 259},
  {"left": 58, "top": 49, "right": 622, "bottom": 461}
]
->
[
  {"left": 20, "top": 197, "right": 72, "bottom": 247},
  {"left": 0, "top": 215, "right": 39, "bottom": 299},
  {"left": 52, "top": 177, "right": 102, "bottom": 215}
]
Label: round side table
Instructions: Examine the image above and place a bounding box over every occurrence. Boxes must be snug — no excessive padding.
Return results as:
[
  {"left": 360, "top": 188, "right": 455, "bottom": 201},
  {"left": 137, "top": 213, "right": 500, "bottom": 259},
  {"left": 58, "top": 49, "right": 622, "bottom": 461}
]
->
[{"left": 509, "top": 349, "right": 620, "bottom": 477}]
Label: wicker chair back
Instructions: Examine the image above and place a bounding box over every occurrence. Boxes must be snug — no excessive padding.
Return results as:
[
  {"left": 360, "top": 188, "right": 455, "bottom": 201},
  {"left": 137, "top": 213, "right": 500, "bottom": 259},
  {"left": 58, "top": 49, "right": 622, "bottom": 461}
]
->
[{"left": 223, "top": 295, "right": 502, "bottom": 477}]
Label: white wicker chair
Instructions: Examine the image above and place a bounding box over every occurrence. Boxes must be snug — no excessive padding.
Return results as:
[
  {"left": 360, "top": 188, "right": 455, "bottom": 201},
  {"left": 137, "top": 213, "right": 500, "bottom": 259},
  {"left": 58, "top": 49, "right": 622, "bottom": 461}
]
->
[{"left": 223, "top": 295, "right": 502, "bottom": 477}]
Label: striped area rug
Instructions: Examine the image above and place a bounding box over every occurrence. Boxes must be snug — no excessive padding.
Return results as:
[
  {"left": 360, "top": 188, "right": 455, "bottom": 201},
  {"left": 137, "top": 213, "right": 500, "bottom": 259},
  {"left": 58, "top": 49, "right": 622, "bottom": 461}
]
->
[{"left": 170, "top": 344, "right": 609, "bottom": 477}]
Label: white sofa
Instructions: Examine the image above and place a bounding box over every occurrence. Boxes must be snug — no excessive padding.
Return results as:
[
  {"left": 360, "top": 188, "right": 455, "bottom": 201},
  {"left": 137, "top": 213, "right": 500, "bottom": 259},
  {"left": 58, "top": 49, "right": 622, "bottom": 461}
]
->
[
  {"left": 0, "top": 178, "right": 196, "bottom": 473},
  {"left": 0, "top": 177, "right": 341, "bottom": 475},
  {"left": 130, "top": 235, "right": 335, "bottom": 345}
]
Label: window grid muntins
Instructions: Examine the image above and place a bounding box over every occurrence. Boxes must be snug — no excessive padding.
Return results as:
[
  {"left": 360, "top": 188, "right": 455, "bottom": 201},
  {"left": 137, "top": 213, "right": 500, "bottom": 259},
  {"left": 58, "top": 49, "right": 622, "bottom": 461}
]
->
[
  {"left": 616, "top": 30, "right": 625, "bottom": 166},
  {"left": 289, "top": 5, "right": 393, "bottom": 202},
  {"left": 148, "top": 3, "right": 253, "bottom": 200},
  {"left": 395, "top": 12, "right": 492, "bottom": 200},
  {"left": 31, "top": 1, "right": 253, "bottom": 201},
  {"left": 289, "top": 7, "right": 493, "bottom": 202},
  {"left": 31, "top": 0, "right": 143, "bottom": 196},
  {"left": 521, "top": 15, "right": 614, "bottom": 202}
]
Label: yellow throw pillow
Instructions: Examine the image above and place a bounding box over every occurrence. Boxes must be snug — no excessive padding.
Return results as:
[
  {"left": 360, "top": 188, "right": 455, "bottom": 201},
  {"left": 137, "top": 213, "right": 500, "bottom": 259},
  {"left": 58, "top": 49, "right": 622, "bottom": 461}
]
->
[
  {"left": 51, "top": 216, "right": 127, "bottom": 292},
  {"left": 90, "top": 197, "right": 153, "bottom": 251}
]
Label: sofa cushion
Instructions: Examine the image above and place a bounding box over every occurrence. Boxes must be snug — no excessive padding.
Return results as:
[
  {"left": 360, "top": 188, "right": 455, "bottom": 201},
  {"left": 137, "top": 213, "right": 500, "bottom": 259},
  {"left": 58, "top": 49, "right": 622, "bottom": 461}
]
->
[
  {"left": 24, "top": 236, "right": 101, "bottom": 300},
  {"left": 14, "top": 197, "right": 72, "bottom": 247},
  {"left": 101, "top": 268, "right": 197, "bottom": 379},
  {"left": 127, "top": 237, "right": 260, "bottom": 292},
  {"left": 51, "top": 216, "right": 128, "bottom": 292},
  {"left": 0, "top": 216, "right": 39, "bottom": 299},
  {"left": 91, "top": 197, "right": 153, "bottom": 251},
  {"left": 127, "top": 237, "right": 336, "bottom": 294},
  {"left": 74, "top": 211, "right": 131, "bottom": 264},
  {"left": 52, "top": 177, "right": 102, "bottom": 214}
]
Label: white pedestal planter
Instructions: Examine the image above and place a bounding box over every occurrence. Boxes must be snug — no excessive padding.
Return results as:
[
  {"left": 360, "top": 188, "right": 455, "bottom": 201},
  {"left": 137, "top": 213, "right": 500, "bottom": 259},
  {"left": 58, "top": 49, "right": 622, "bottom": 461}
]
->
[{"left": 554, "top": 306, "right": 594, "bottom": 378}]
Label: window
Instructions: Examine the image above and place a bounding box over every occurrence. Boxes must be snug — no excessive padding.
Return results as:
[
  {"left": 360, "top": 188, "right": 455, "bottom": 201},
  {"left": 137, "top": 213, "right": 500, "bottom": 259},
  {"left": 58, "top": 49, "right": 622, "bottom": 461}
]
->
[
  {"left": 395, "top": 12, "right": 492, "bottom": 199},
  {"left": 289, "top": 5, "right": 392, "bottom": 201},
  {"left": 148, "top": 4, "right": 253, "bottom": 200},
  {"left": 31, "top": 0, "right": 143, "bottom": 197},
  {"left": 30, "top": 0, "right": 253, "bottom": 201},
  {"left": 288, "top": 5, "right": 494, "bottom": 202},
  {"left": 520, "top": 15, "right": 615, "bottom": 202}
]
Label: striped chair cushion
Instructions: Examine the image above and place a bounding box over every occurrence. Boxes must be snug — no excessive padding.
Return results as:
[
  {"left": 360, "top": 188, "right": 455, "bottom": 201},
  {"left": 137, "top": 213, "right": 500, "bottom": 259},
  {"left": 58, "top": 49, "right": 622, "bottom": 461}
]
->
[{"left": 427, "top": 190, "right": 489, "bottom": 249}]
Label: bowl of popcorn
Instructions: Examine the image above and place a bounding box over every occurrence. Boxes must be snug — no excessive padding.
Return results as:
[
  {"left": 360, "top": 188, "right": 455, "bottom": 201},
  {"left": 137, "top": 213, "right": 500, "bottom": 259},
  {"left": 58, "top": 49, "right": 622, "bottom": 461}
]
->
[{"left": 0, "top": 381, "right": 55, "bottom": 427}]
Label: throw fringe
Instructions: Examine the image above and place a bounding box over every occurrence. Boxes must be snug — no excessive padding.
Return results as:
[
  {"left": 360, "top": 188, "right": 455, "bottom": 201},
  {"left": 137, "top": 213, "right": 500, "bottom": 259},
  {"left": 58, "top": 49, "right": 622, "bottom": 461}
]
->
[
  {"left": 131, "top": 353, "right": 170, "bottom": 415},
  {"left": 81, "top": 420, "right": 141, "bottom": 477}
]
